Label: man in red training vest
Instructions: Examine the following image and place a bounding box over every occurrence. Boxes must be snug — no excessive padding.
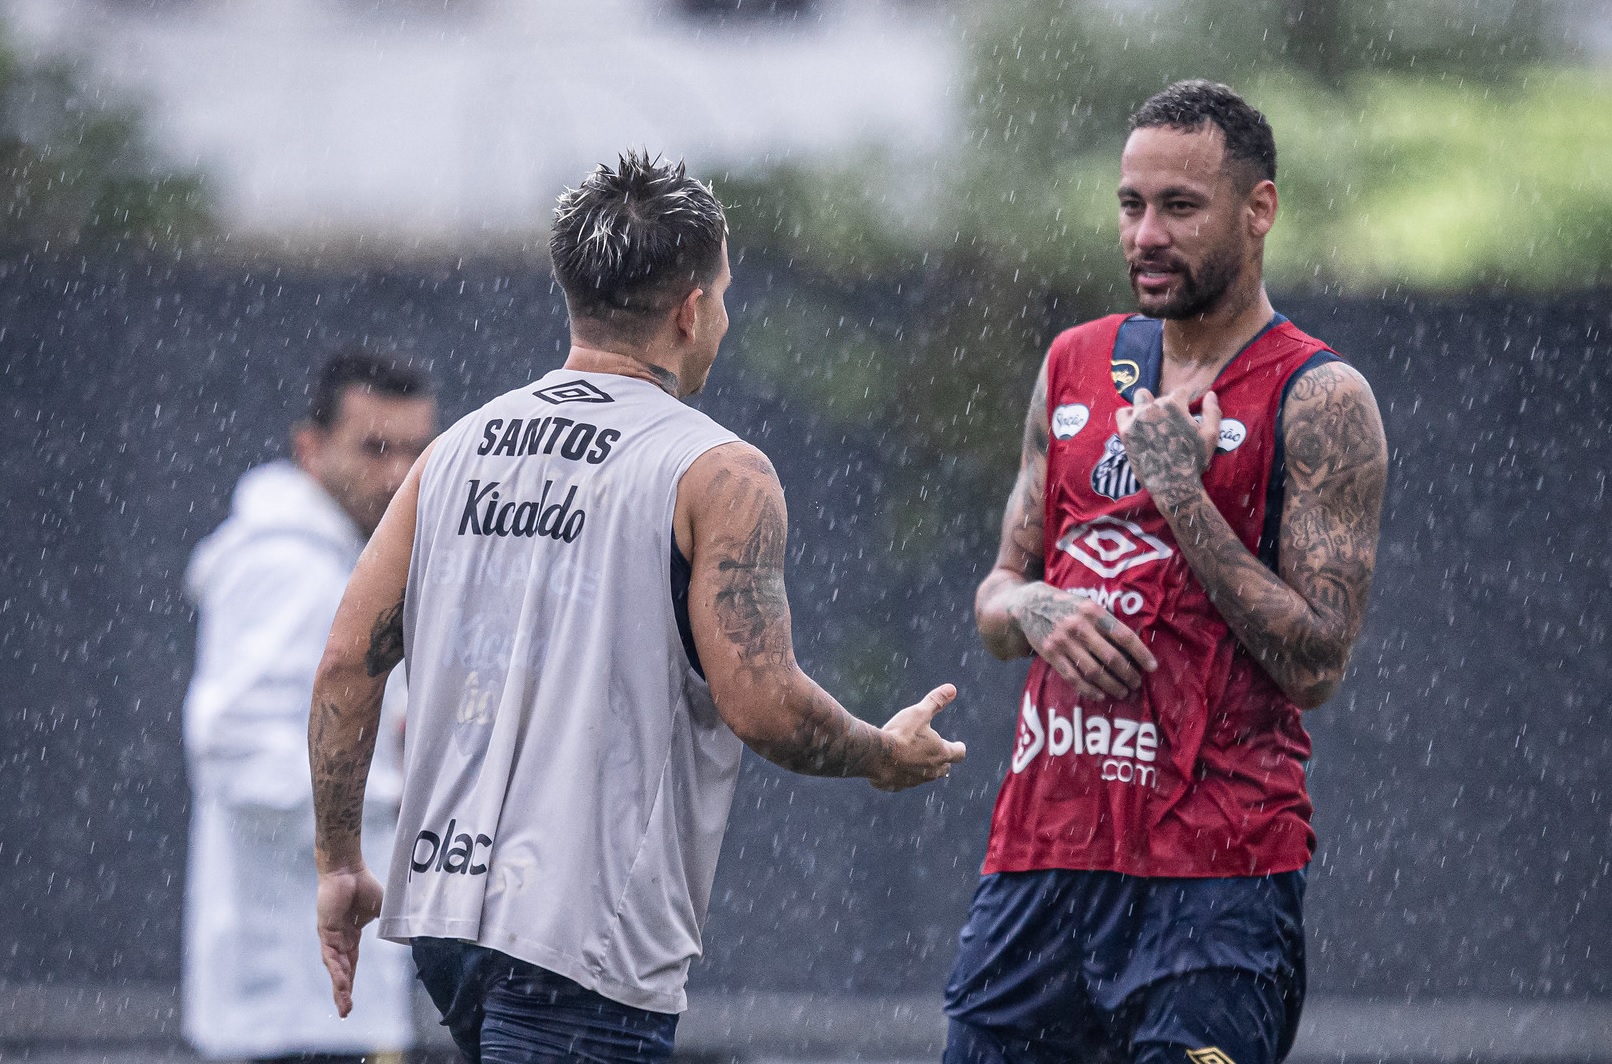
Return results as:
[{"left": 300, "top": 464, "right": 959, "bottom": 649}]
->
[{"left": 943, "top": 80, "right": 1389, "bottom": 1064}]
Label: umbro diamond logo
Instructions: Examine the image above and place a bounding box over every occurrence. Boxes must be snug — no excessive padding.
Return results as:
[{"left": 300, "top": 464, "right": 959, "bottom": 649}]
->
[
  {"left": 1055, "top": 515, "right": 1172, "bottom": 579},
  {"left": 534, "top": 380, "right": 613, "bottom": 405},
  {"left": 1186, "top": 1049, "right": 1238, "bottom": 1064}
]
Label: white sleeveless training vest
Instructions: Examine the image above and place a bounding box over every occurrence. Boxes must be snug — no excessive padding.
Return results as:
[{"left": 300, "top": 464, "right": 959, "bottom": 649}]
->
[{"left": 379, "top": 369, "right": 743, "bottom": 1014}]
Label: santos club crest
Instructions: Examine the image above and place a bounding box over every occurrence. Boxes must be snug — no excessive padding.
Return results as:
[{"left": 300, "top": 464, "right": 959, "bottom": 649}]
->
[{"left": 1090, "top": 434, "right": 1139, "bottom": 500}]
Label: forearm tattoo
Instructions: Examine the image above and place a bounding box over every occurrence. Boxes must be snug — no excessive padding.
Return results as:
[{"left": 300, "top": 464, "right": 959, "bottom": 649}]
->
[
  {"left": 1157, "top": 363, "right": 1386, "bottom": 705},
  {"left": 310, "top": 695, "right": 379, "bottom": 859},
  {"left": 748, "top": 686, "right": 893, "bottom": 779},
  {"left": 709, "top": 453, "right": 889, "bottom": 777},
  {"left": 365, "top": 598, "right": 406, "bottom": 677}
]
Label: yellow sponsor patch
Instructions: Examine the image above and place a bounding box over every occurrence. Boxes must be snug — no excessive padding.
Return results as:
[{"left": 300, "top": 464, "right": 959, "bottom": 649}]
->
[
  {"left": 1111, "top": 359, "right": 1141, "bottom": 391},
  {"left": 1186, "top": 1048, "right": 1238, "bottom": 1064}
]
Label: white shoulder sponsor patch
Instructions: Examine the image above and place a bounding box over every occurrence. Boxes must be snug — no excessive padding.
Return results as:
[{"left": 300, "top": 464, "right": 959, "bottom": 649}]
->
[{"left": 1051, "top": 403, "right": 1090, "bottom": 440}]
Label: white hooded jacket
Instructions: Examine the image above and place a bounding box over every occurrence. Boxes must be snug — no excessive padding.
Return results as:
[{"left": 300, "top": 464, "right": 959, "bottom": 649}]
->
[
  {"left": 182, "top": 460, "right": 412, "bottom": 1057},
  {"left": 184, "top": 460, "right": 404, "bottom": 808}
]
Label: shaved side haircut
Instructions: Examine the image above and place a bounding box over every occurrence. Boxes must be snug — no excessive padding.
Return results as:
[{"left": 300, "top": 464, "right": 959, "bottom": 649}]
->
[
  {"left": 549, "top": 151, "right": 727, "bottom": 339},
  {"left": 1129, "top": 79, "right": 1277, "bottom": 189}
]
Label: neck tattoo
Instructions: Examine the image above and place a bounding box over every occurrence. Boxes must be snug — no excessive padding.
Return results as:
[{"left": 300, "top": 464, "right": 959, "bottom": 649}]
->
[{"left": 647, "top": 364, "right": 681, "bottom": 397}]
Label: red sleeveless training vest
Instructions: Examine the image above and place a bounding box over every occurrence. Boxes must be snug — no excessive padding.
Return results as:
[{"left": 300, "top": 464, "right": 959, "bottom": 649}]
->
[{"left": 982, "top": 313, "right": 1335, "bottom": 878}]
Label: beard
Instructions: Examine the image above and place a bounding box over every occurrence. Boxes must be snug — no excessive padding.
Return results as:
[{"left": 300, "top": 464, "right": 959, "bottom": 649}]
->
[{"left": 1129, "top": 239, "right": 1243, "bottom": 320}]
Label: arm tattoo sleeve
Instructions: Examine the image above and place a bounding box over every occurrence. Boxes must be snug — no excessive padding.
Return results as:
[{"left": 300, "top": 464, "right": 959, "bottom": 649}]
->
[
  {"left": 1005, "top": 362, "right": 1051, "bottom": 579},
  {"left": 1155, "top": 362, "right": 1387, "bottom": 706},
  {"left": 976, "top": 358, "right": 1055, "bottom": 661},
  {"left": 708, "top": 454, "right": 890, "bottom": 778},
  {"left": 746, "top": 686, "right": 894, "bottom": 779},
  {"left": 1013, "top": 583, "right": 1084, "bottom": 648}
]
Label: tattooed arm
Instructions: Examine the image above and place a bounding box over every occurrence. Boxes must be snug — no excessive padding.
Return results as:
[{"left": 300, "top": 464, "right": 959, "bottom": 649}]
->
[
  {"left": 1117, "top": 363, "right": 1388, "bottom": 708},
  {"left": 307, "top": 440, "right": 433, "bottom": 1017},
  {"left": 976, "top": 356, "right": 1158, "bottom": 701},
  {"left": 678, "top": 442, "right": 966, "bottom": 791}
]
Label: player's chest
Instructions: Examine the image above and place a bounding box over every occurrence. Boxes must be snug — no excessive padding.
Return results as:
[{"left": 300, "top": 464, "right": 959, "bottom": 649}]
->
[{"left": 1044, "top": 384, "right": 1273, "bottom": 512}]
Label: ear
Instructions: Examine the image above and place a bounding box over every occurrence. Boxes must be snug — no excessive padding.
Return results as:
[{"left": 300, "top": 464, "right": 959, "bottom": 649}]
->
[
  {"left": 1247, "top": 179, "right": 1277, "bottom": 238},
  {"left": 291, "top": 421, "right": 324, "bottom": 475},
  {"left": 673, "top": 285, "right": 705, "bottom": 342}
]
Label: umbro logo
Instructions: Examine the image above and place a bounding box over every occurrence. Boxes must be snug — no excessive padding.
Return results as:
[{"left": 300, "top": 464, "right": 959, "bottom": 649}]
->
[
  {"left": 1186, "top": 1049, "right": 1238, "bottom": 1064},
  {"left": 534, "top": 380, "right": 613, "bottom": 405},
  {"left": 1055, "top": 515, "right": 1172, "bottom": 578}
]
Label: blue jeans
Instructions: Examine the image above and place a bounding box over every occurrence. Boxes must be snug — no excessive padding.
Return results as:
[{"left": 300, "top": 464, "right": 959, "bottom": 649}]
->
[{"left": 411, "top": 938, "right": 678, "bottom": 1064}]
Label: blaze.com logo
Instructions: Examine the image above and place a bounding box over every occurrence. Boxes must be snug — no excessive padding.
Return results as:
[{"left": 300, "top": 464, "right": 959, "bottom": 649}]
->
[{"left": 1012, "top": 693, "right": 1160, "bottom": 788}]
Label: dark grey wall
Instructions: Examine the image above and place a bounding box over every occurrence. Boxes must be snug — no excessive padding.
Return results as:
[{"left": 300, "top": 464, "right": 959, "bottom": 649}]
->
[{"left": 1, "top": 252, "right": 1606, "bottom": 1002}]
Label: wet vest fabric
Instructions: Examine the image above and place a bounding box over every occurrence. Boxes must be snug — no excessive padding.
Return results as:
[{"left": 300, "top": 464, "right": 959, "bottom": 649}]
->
[
  {"left": 983, "top": 314, "right": 1336, "bottom": 879},
  {"left": 379, "top": 370, "right": 742, "bottom": 1014}
]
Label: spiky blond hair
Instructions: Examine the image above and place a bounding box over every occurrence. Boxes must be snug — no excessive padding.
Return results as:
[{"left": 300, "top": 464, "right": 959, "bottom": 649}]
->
[{"left": 550, "top": 152, "right": 726, "bottom": 335}]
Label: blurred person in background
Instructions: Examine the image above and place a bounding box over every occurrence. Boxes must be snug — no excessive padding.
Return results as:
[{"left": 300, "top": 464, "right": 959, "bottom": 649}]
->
[
  {"left": 183, "top": 351, "right": 436, "bottom": 1064},
  {"left": 307, "top": 152, "right": 965, "bottom": 1064},
  {"left": 945, "top": 81, "right": 1388, "bottom": 1064}
]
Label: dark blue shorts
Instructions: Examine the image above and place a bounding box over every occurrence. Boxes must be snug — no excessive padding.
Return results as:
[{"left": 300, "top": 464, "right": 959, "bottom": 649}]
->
[
  {"left": 943, "top": 869, "right": 1306, "bottom": 1064},
  {"left": 410, "top": 938, "right": 678, "bottom": 1064}
]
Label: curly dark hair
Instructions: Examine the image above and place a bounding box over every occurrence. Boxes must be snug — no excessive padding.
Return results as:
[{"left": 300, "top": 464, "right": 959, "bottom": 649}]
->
[
  {"left": 549, "top": 151, "right": 727, "bottom": 335},
  {"left": 1129, "top": 80, "right": 1276, "bottom": 187}
]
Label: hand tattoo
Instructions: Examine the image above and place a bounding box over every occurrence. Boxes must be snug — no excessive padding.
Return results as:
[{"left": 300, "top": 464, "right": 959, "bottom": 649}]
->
[
  {"left": 1122, "top": 403, "right": 1210, "bottom": 509},
  {"left": 1012, "top": 583, "right": 1082, "bottom": 651}
]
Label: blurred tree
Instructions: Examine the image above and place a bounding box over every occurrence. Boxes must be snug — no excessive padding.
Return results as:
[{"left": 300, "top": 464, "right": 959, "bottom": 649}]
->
[
  {"left": 939, "top": 0, "right": 1600, "bottom": 295},
  {"left": 1260, "top": 67, "right": 1612, "bottom": 290},
  {"left": 1280, "top": 0, "right": 1558, "bottom": 88},
  {"left": 962, "top": 0, "right": 1560, "bottom": 157},
  {"left": 0, "top": 41, "right": 212, "bottom": 251}
]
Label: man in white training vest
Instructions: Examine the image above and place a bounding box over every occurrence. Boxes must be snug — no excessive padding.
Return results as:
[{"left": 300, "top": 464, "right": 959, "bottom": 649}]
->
[{"left": 308, "top": 152, "right": 967, "bottom": 1064}]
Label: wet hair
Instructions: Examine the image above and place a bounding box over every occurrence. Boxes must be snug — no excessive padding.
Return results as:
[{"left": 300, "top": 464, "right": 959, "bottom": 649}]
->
[
  {"left": 308, "top": 348, "right": 433, "bottom": 428},
  {"left": 1129, "top": 80, "right": 1277, "bottom": 187},
  {"left": 549, "top": 151, "right": 727, "bottom": 335}
]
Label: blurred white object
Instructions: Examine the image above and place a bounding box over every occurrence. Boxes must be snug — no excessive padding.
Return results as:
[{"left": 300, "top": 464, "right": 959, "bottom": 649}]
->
[
  {"left": 3, "top": 0, "right": 958, "bottom": 247},
  {"left": 182, "top": 461, "right": 413, "bottom": 1058}
]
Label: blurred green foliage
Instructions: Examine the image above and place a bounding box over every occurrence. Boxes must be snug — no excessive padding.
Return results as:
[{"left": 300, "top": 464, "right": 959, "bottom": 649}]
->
[
  {"left": 725, "top": 0, "right": 1605, "bottom": 297},
  {"left": 949, "top": 0, "right": 1599, "bottom": 294},
  {"left": 1261, "top": 68, "right": 1612, "bottom": 290},
  {"left": 0, "top": 42, "right": 213, "bottom": 250}
]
